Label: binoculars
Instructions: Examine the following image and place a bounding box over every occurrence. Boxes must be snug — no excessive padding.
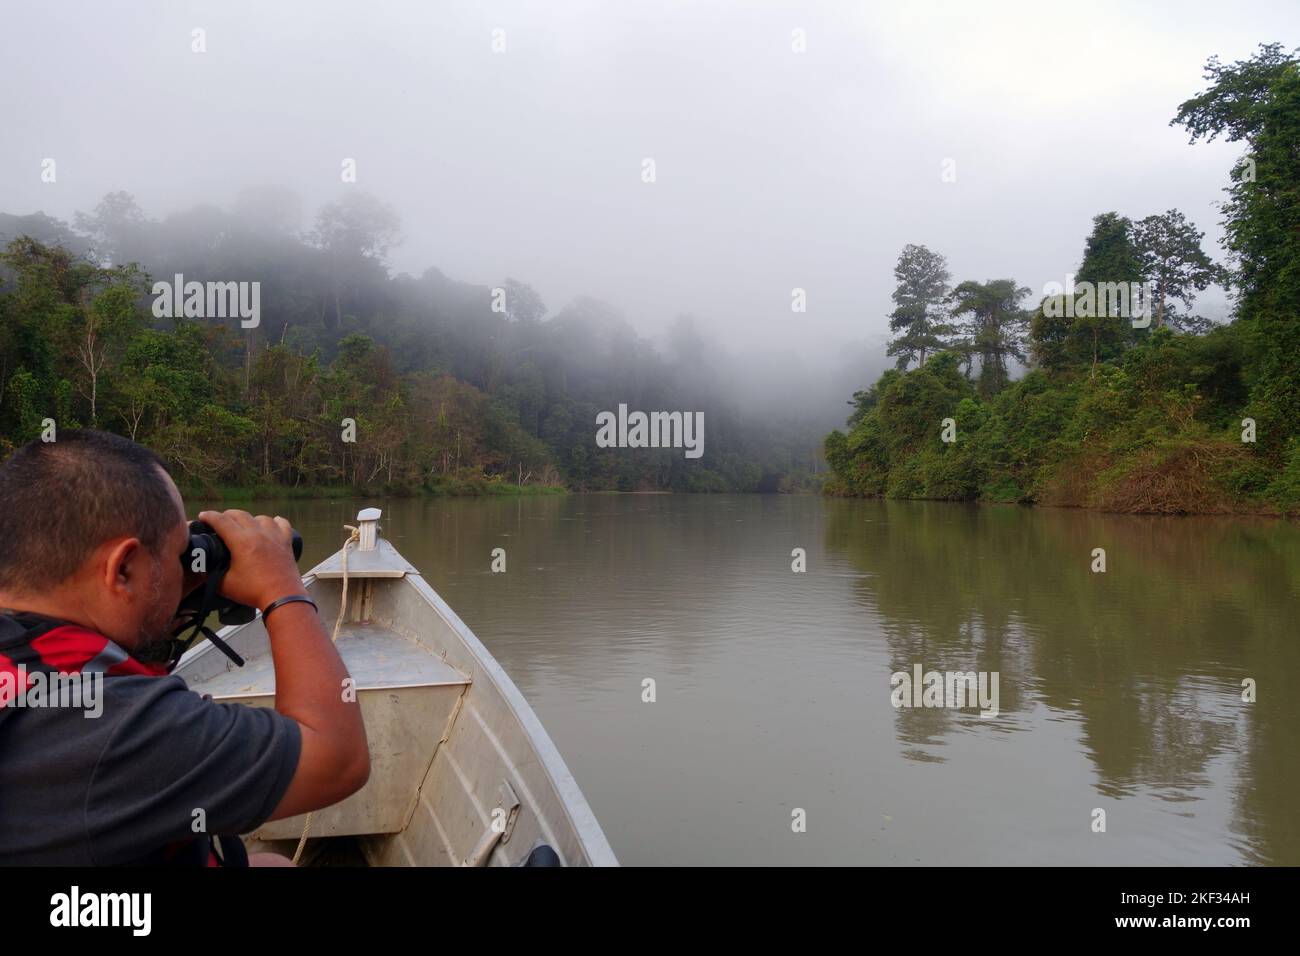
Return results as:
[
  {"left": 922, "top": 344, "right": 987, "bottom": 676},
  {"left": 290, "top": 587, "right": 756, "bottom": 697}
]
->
[{"left": 169, "top": 520, "right": 304, "bottom": 669}]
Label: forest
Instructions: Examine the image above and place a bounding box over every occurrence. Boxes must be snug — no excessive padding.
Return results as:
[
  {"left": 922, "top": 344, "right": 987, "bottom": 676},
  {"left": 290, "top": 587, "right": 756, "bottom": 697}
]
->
[
  {"left": 0, "top": 189, "right": 826, "bottom": 495},
  {"left": 4, "top": 44, "right": 1297, "bottom": 513},
  {"left": 825, "top": 44, "right": 1300, "bottom": 515}
]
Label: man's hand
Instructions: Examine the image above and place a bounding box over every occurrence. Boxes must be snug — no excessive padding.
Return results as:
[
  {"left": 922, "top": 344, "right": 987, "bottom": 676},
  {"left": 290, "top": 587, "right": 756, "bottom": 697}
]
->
[{"left": 195, "top": 509, "right": 302, "bottom": 610}]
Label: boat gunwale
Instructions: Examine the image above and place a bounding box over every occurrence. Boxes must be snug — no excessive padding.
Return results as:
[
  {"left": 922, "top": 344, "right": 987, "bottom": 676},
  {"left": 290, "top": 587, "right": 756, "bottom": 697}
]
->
[{"left": 399, "top": 569, "right": 620, "bottom": 867}]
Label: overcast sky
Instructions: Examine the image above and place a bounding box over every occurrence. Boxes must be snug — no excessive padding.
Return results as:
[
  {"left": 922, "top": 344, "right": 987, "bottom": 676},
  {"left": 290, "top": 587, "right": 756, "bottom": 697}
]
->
[{"left": 2, "top": 0, "right": 1296, "bottom": 371}]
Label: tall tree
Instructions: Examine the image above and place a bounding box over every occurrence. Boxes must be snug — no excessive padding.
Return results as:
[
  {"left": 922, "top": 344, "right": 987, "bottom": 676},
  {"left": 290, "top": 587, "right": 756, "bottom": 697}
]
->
[
  {"left": 948, "top": 279, "right": 1030, "bottom": 397},
  {"left": 1076, "top": 212, "right": 1145, "bottom": 294},
  {"left": 1174, "top": 42, "right": 1300, "bottom": 451},
  {"left": 1074, "top": 212, "right": 1144, "bottom": 374},
  {"left": 73, "top": 192, "right": 152, "bottom": 267},
  {"left": 310, "top": 192, "right": 401, "bottom": 329},
  {"left": 886, "top": 244, "right": 953, "bottom": 371},
  {"left": 1133, "top": 209, "right": 1221, "bottom": 331},
  {"left": 71, "top": 267, "right": 149, "bottom": 426},
  {"left": 502, "top": 277, "right": 546, "bottom": 324}
]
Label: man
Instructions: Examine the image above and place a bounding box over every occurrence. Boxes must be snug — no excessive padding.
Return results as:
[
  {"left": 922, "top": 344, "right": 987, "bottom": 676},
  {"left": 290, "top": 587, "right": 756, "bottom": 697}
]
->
[{"left": 0, "top": 430, "right": 369, "bottom": 865}]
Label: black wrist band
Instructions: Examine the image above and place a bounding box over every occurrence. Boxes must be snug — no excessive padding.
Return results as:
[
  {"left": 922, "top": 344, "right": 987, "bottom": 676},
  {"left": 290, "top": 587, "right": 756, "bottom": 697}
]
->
[{"left": 261, "top": 594, "right": 317, "bottom": 621}]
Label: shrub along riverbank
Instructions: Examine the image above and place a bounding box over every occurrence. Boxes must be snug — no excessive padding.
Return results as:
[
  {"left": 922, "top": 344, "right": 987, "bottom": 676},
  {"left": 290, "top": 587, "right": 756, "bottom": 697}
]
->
[{"left": 824, "top": 335, "right": 1297, "bottom": 515}]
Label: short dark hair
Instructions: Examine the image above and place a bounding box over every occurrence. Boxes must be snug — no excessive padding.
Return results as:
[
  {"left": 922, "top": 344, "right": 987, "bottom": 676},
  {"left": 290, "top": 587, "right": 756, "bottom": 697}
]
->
[{"left": 0, "top": 430, "right": 179, "bottom": 593}]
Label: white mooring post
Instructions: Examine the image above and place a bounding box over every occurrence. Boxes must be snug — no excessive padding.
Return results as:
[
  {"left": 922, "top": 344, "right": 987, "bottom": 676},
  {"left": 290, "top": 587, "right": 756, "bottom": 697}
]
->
[{"left": 357, "top": 507, "right": 381, "bottom": 551}]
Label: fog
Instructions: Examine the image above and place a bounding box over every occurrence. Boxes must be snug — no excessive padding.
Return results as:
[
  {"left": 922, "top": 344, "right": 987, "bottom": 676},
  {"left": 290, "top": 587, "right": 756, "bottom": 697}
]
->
[{"left": 2, "top": 0, "right": 1296, "bottom": 428}]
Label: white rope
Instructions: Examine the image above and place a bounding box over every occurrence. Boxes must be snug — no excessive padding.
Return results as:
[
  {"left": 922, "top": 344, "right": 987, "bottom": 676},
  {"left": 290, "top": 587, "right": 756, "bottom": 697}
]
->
[{"left": 291, "top": 524, "right": 360, "bottom": 866}]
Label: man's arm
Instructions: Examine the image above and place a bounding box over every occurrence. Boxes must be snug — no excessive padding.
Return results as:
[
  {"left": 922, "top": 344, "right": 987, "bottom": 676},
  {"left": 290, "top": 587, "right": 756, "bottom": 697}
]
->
[
  {"left": 196, "top": 510, "right": 369, "bottom": 820},
  {"left": 260, "top": 600, "right": 370, "bottom": 820}
]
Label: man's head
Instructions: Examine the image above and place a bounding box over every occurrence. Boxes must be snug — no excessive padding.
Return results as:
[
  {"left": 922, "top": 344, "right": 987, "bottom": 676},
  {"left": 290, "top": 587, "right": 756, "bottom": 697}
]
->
[{"left": 0, "top": 430, "right": 189, "bottom": 660}]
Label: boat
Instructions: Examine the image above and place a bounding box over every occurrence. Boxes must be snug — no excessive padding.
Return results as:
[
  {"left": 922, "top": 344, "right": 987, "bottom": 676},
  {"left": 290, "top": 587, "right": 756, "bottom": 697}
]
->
[{"left": 175, "top": 507, "right": 618, "bottom": 867}]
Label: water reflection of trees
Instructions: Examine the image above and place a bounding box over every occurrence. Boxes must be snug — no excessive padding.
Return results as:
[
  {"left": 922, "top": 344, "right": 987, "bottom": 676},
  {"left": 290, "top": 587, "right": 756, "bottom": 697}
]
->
[{"left": 823, "top": 499, "right": 1300, "bottom": 864}]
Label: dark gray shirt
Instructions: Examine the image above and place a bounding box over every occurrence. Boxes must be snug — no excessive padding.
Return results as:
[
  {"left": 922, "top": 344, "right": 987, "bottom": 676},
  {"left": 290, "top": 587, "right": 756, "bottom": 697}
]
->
[{"left": 0, "top": 668, "right": 301, "bottom": 865}]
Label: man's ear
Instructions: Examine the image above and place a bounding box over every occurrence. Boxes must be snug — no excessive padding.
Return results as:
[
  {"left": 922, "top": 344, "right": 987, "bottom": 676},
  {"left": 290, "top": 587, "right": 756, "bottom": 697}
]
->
[{"left": 101, "top": 537, "right": 146, "bottom": 599}]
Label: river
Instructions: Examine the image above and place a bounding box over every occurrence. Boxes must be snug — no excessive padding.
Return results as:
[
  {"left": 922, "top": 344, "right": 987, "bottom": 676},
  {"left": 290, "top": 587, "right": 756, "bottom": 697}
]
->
[{"left": 199, "top": 493, "right": 1300, "bottom": 865}]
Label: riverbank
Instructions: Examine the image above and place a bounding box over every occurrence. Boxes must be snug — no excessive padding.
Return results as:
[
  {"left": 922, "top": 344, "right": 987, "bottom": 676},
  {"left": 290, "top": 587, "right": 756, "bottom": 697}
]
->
[
  {"left": 178, "top": 478, "right": 568, "bottom": 501},
  {"left": 821, "top": 436, "right": 1293, "bottom": 517},
  {"left": 821, "top": 486, "right": 1288, "bottom": 517},
  {"left": 824, "top": 341, "right": 1300, "bottom": 519}
]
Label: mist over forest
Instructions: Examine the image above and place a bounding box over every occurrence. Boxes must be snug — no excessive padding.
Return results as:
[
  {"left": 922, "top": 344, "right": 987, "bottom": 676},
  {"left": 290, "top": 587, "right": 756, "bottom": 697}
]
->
[{"left": 0, "top": 192, "right": 872, "bottom": 492}]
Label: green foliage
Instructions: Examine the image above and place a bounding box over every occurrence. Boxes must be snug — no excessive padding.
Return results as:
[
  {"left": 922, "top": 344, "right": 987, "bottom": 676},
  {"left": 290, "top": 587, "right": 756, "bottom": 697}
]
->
[
  {"left": 830, "top": 243, "right": 1287, "bottom": 515},
  {"left": 947, "top": 279, "right": 1030, "bottom": 397},
  {"left": 1265, "top": 441, "right": 1300, "bottom": 515},
  {"left": 1133, "top": 209, "right": 1222, "bottom": 331},
  {"left": 0, "top": 202, "right": 820, "bottom": 493},
  {"left": 886, "top": 244, "right": 955, "bottom": 370},
  {"left": 825, "top": 328, "right": 1276, "bottom": 513},
  {"left": 1043, "top": 212, "right": 1142, "bottom": 372},
  {"left": 827, "top": 44, "right": 1299, "bottom": 515},
  {"left": 1174, "top": 43, "right": 1300, "bottom": 456}
]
